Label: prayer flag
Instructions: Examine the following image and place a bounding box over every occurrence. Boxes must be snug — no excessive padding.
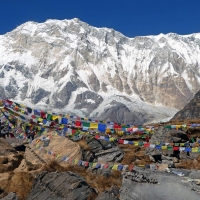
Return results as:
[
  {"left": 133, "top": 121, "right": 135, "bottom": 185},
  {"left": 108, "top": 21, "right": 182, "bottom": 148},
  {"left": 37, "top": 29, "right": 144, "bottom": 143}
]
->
[
  {"left": 61, "top": 118, "right": 68, "bottom": 124},
  {"left": 90, "top": 123, "right": 98, "bottom": 129},
  {"left": 98, "top": 124, "right": 106, "bottom": 132}
]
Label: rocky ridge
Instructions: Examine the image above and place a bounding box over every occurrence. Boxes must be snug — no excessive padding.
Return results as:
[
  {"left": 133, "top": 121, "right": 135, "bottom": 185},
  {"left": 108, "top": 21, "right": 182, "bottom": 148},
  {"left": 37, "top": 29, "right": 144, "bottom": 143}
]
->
[{"left": 172, "top": 90, "right": 200, "bottom": 121}]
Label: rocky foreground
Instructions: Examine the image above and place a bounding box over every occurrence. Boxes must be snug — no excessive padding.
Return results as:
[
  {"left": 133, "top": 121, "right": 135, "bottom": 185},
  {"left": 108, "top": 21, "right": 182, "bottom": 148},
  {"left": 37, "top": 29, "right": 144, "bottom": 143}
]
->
[{"left": 0, "top": 125, "right": 200, "bottom": 200}]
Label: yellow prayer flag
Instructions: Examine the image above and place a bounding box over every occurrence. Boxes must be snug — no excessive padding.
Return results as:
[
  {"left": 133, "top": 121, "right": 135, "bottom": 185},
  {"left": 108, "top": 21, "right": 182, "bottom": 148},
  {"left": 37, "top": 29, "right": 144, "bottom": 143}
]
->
[
  {"left": 109, "top": 137, "right": 115, "bottom": 142},
  {"left": 37, "top": 118, "right": 43, "bottom": 122},
  {"left": 134, "top": 142, "right": 139, "bottom": 146},
  {"left": 112, "top": 164, "right": 118, "bottom": 170},
  {"left": 155, "top": 142, "right": 160, "bottom": 145},
  {"left": 180, "top": 143, "right": 185, "bottom": 147},
  {"left": 92, "top": 163, "right": 97, "bottom": 168},
  {"left": 161, "top": 146, "right": 167, "bottom": 150},
  {"left": 52, "top": 115, "right": 59, "bottom": 120},
  {"left": 90, "top": 123, "right": 98, "bottom": 129},
  {"left": 192, "top": 148, "right": 198, "bottom": 153},
  {"left": 74, "top": 159, "right": 78, "bottom": 164}
]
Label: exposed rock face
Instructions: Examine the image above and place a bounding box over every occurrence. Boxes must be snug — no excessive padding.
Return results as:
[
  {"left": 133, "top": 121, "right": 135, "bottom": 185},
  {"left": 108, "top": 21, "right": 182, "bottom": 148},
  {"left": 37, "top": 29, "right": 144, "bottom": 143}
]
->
[
  {"left": 120, "top": 169, "right": 200, "bottom": 200},
  {"left": 0, "top": 138, "right": 23, "bottom": 173},
  {"left": 25, "top": 133, "right": 82, "bottom": 170},
  {"left": 4, "top": 19, "right": 200, "bottom": 123},
  {"left": 27, "top": 171, "right": 97, "bottom": 200},
  {"left": 85, "top": 137, "right": 124, "bottom": 162},
  {"left": 0, "top": 192, "right": 19, "bottom": 200},
  {"left": 172, "top": 90, "right": 200, "bottom": 120}
]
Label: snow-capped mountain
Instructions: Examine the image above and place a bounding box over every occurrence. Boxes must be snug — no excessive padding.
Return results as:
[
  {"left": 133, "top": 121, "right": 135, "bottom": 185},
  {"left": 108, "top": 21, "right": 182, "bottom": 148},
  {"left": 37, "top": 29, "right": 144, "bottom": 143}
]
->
[{"left": 0, "top": 18, "right": 200, "bottom": 124}]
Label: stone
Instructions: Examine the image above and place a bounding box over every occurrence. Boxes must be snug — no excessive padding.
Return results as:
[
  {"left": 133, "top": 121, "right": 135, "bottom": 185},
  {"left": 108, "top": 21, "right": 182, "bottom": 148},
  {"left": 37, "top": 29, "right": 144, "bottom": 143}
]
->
[
  {"left": 95, "top": 146, "right": 124, "bottom": 162},
  {"left": 189, "top": 171, "right": 200, "bottom": 179},
  {"left": 27, "top": 171, "right": 97, "bottom": 200},
  {"left": 162, "top": 160, "right": 174, "bottom": 165},
  {"left": 0, "top": 192, "right": 19, "bottom": 200},
  {"left": 95, "top": 191, "right": 119, "bottom": 200}
]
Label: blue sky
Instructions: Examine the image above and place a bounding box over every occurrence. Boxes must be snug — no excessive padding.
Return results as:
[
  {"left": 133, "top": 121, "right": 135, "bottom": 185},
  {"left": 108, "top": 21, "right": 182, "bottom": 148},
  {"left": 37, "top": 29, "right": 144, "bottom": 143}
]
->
[{"left": 1, "top": 0, "right": 200, "bottom": 37}]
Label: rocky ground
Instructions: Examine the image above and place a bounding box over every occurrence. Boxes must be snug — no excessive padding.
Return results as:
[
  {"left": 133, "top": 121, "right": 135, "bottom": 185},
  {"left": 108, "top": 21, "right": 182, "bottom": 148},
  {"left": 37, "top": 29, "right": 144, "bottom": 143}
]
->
[{"left": 0, "top": 125, "right": 200, "bottom": 200}]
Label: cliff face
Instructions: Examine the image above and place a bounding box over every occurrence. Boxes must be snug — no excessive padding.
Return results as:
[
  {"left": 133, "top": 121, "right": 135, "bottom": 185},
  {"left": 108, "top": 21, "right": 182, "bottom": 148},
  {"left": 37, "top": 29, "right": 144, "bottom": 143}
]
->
[
  {"left": 171, "top": 90, "right": 200, "bottom": 120},
  {"left": 1, "top": 18, "right": 200, "bottom": 123}
]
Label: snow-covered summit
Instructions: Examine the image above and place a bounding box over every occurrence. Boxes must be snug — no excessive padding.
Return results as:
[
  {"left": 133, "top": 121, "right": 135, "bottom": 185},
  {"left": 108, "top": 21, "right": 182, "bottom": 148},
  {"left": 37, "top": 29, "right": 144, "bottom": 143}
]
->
[{"left": 0, "top": 18, "right": 200, "bottom": 124}]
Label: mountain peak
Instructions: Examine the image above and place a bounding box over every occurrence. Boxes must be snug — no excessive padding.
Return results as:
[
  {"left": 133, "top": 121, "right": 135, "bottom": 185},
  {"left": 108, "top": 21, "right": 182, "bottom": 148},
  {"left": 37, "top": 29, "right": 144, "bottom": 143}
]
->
[{"left": 1, "top": 19, "right": 200, "bottom": 124}]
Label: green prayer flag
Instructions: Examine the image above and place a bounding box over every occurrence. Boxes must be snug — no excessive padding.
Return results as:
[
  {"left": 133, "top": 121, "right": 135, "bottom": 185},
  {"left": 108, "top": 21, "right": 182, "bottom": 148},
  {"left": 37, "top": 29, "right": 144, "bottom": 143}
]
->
[
  {"left": 167, "top": 146, "right": 173, "bottom": 150},
  {"left": 191, "top": 137, "right": 195, "bottom": 143},
  {"left": 89, "top": 162, "right": 93, "bottom": 167},
  {"left": 82, "top": 122, "right": 90, "bottom": 127},
  {"left": 47, "top": 114, "right": 52, "bottom": 121},
  {"left": 138, "top": 141, "right": 143, "bottom": 146}
]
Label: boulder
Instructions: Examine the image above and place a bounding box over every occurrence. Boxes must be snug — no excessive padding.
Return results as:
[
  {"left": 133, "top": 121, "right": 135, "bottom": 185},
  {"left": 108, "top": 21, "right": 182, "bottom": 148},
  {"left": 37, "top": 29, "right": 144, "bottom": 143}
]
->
[
  {"left": 165, "top": 129, "right": 188, "bottom": 143},
  {"left": 25, "top": 133, "right": 82, "bottom": 170},
  {"left": 0, "top": 192, "right": 19, "bottom": 200},
  {"left": 95, "top": 146, "right": 124, "bottom": 162},
  {"left": 86, "top": 137, "right": 113, "bottom": 153},
  {"left": 189, "top": 171, "right": 200, "bottom": 179},
  {"left": 95, "top": 191, "right": 119, "bottom": 200},
  {"left": 27, "top": 171, "right": 97, "bottom": 200}
]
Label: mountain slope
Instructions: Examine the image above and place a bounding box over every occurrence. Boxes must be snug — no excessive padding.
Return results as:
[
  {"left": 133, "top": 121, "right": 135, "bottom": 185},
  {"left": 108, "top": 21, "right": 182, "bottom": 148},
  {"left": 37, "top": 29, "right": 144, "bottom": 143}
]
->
[
  {"left": 171, "top": 90, "right": 200, "bottom": 121},
  {"left": 1, "top": 18, "right": 200, "bottom": 123}
]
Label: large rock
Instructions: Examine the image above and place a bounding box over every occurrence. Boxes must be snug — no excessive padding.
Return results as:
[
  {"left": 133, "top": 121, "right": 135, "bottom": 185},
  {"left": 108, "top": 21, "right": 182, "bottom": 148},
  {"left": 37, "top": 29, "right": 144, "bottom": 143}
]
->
[
  {"left": 95, "top": 191, "right": 119, "bottom": 200},
  {"left": 189, "top": 171, "right": 200, "bottom": 179},
  {"left": 27, "top": 171, "right": 97, "bottom": 200},
  {"left": 95, "top": 146, "right": 124, "bottom": 162},
  {"left": 85, "top": 137, "right": 123, "bottom": 162},
  {"left": 0, "top": 192, "right": 19, "bottom": 200},
  {"left": 25, "top": 133, "right": 82, "bottom": 170},
  {"left": 120, "top": 169, "right": 200, "bottom": 200}
]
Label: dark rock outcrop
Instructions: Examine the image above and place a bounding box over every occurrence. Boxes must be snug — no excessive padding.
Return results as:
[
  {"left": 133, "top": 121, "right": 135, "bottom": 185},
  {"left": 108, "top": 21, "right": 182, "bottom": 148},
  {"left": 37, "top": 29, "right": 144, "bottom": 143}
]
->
[
  {"left": 172, "top": 90, "right": 200, "bottom": 120},
  {"left": 86, "top": 137, "right": 124, "bottom": 162},
  {"left": 27, "top": 171, "right": 97, "bottom": 200}
]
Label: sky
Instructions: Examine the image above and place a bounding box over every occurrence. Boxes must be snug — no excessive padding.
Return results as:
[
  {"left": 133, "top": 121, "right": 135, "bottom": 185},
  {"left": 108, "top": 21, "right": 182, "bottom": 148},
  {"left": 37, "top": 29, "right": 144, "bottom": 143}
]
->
[{"left": 0, "top": 0, "right": 200, "bottom": 37}]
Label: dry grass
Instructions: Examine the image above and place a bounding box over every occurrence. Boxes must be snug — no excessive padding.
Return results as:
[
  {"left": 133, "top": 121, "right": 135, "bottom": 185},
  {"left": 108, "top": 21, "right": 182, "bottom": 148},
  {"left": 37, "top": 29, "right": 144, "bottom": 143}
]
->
[
  {"left": 77, "top": 140, "right": 91, "bottom": 151},
  {"left": 119, "top": 144, "right": 152, "bottom": 165},
  {"left": 0, "top": 172, "right": 34, "bottom": 200}
]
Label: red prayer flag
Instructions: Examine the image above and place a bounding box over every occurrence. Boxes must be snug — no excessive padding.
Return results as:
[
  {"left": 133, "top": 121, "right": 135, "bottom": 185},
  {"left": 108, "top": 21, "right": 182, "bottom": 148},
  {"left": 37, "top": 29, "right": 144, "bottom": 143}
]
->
[
  {"left": 75, "top": 120, "right": 82, "bottom": 127},
  {"left": 104, "top": 164, "right": 109, "bottom": 169},
  {"left": 144, "top": 143, "right": 150, "bottom": 148},
  {"left": 85, "top": 161, "right": 89, "bottom": 167},
  {"left": 118, "top": 139, "right": 124, "bottom": 144},
  {"left": 173, "top": 146, "right": 179, "bottom": 151},
  {"left": 129, "top": 165, "right": 134, "bottom": 171},
  {"left": 114, "top": 123, "right": 121, "bottom": 129},
  {"left": 94, "top": 135, "right": 100, "bottom": 139},
  {"left": 40, "top": 111, "right": 46, "bottom": 119}
]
